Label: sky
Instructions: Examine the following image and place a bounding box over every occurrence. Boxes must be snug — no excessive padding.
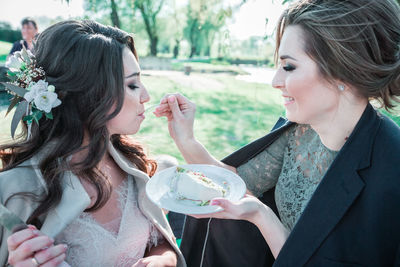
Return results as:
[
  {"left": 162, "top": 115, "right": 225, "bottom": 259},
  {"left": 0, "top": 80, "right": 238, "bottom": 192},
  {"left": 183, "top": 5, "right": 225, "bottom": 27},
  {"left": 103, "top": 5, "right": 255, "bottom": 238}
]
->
[
  {"left": 0, "top": 0, "right": 286, "bottom": 39},
  {"left": 0, "top": 0, "right": 85, "bottom": 28}
]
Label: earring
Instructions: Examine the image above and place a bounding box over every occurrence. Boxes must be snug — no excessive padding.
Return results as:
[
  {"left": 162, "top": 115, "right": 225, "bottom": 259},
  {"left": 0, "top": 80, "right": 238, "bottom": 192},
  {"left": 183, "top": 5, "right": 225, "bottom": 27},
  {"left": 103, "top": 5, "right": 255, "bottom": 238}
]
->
[{"left": 338, "top": 84, "right": 345, "bottom": 91}]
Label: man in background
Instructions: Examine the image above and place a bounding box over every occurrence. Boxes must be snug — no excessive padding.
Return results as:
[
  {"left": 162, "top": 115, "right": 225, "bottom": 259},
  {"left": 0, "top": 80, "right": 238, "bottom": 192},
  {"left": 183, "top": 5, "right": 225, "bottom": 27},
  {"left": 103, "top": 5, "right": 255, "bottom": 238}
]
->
[{"left": 9, "top": 18, "right": 38, "bottom": 55}]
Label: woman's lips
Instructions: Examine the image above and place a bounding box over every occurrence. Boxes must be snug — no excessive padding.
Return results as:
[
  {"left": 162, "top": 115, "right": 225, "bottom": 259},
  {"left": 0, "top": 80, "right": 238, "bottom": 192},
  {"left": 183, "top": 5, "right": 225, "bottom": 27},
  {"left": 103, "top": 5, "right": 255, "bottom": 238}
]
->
[{"left": 283, "top": 96, "right": 295, "bottom": 106}]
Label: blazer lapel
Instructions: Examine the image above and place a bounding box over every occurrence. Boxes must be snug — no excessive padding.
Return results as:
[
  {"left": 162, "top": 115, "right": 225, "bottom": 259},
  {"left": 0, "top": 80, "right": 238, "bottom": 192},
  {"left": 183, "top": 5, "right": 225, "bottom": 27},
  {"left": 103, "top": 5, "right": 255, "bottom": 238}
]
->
[
  {"left": 222, "top": 118, "right": 295, "bottom": 167},
  {"left": 274, "top": 104, "right": 381, "bottom": 266},
  {"left": 40, "top": 170, "right": 91, "bottom": 238}
]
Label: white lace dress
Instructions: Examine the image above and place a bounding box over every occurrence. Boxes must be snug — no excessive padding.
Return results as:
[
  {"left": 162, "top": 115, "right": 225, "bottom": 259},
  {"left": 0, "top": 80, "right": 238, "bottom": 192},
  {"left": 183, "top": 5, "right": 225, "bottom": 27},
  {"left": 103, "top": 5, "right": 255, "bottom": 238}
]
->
[{"left": 56, "top": 175, "right": 164, "bottom": 267}]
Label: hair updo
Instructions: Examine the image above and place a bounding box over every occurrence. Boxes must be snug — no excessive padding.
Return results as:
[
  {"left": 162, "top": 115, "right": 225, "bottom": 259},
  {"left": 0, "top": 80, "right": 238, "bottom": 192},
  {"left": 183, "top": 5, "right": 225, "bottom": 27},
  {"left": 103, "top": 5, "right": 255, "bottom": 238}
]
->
[{"left": 276, "top": 0, "right": 400, "bottom": 110}]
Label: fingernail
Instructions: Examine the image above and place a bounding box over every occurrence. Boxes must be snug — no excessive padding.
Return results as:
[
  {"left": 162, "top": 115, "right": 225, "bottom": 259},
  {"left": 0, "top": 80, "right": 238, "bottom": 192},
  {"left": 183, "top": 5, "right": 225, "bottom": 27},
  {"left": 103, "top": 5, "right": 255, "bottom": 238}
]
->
[
  {"left": 32, "top": 229, "right": 40, "bottom": 235},
  {"left": 63, "top": 244, "right": 68, "bottom": 251},
  {"left": 168, "top": 96, "right": 175, "bottom": 103},
  {"left": 50, "top": 237, "right": 55, "bottom": 243},
  {"left": 210, "top": 200, "right": 220, "bottom": 206}
]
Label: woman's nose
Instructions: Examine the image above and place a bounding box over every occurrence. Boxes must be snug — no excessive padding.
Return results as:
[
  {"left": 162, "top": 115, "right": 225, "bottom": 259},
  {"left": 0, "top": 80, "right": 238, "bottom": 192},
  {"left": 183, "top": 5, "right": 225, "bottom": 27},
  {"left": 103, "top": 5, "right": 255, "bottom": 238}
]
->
[
  {"left": 141, "top": 87, "right": 150, "bottom": 103},
  {"left": 272, "top": 69, "right": 284, "bottom": 90}
]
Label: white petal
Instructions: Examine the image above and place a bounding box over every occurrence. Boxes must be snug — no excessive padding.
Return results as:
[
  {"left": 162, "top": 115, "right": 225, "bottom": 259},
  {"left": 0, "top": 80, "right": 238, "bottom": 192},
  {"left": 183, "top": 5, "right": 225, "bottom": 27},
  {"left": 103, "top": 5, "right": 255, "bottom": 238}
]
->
[
  {"left": 52, "top": 98, "right": 62, "bottom": 108},
  {"left": 24, "top": 91, "right": 34, "bottom": 102},
  {"left": 5, "top": 56, "right": 22, "bottom": 71},
  {"left": 47, "top": 85, "right": 55, "bottom": 92}
]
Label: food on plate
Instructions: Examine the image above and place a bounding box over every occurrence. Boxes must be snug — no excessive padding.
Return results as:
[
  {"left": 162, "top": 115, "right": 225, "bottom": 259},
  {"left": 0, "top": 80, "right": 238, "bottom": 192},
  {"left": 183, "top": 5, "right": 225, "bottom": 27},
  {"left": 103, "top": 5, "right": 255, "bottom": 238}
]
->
[{"left": 173, "top": 167, "right": 226, "bottom": 205}]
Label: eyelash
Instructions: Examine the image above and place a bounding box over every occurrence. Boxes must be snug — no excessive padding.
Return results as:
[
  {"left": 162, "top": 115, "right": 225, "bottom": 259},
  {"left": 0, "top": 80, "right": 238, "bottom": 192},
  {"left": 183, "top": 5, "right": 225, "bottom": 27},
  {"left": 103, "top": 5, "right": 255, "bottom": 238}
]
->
[
  {"left": 283, "top": 64, "right": 296, "bottom": 72},
  {"left": 128, "top": 84, "right": 139, "bottom": 90}
]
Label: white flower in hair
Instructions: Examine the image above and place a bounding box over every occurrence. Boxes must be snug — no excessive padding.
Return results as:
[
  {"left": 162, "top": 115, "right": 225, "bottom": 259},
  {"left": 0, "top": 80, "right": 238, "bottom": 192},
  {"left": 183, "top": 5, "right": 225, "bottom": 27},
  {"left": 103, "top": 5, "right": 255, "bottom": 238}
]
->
[
  {"left": 24, "top": 80, "right": 48, "bottom": 102},
  {"left": 5, "top": 54, "right": 23, "bottom": 71},
  {"left": 20, "top": 48, "right": 33, "bottom": 62},
  {"left": 34, "top": 91, "right": 61, "bottom": 113},
  {"left": 3, "top": 46, "right": 61, "bottom": 140}
]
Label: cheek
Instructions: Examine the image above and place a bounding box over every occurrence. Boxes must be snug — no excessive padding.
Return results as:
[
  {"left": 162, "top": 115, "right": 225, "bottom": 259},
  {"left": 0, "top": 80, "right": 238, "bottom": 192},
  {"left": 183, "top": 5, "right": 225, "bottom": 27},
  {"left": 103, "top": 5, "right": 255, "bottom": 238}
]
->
[
  {"left": 286, "top": 75, "right": 309, "bottom": 98},
  {"left": 125, "top": 90, "right": 140, "bottom": 107},
  {"left": 119, "top": 90, "right": 141, "bottom": 118}
]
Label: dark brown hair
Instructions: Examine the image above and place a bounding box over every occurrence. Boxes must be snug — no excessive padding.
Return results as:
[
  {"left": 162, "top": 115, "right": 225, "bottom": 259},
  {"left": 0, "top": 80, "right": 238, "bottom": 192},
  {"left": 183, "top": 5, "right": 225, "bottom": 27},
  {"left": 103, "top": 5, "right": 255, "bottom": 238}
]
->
[
  {"left": 276, "top": 0, "right": 400, "bottom": 110},
  {"left": 22, "top": 18, "right": 38, "bottom": 30},
  {"left": 0, "top": 20, "right": 156, "bottom": 225}
]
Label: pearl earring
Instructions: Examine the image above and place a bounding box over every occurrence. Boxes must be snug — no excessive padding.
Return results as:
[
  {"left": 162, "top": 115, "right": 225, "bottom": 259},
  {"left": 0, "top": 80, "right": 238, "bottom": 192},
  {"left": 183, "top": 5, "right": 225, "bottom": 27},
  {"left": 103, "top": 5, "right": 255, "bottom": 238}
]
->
[{"left": 338, "top": 84, "right": 345, "bottom": 91}]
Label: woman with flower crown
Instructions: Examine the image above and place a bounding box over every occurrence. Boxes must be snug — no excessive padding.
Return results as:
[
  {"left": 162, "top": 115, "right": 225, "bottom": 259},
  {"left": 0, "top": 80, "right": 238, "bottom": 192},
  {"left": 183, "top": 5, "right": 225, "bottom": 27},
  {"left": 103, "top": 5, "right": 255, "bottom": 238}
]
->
[{"left": 0, "top": 20, "right": 185, "bottom": 267}]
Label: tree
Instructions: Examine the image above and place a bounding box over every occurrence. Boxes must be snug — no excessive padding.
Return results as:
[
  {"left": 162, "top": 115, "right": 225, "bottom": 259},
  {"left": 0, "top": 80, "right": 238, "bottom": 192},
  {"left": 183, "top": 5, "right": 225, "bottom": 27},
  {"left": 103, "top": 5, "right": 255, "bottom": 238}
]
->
[
  {"left": 184, "top": 3, "right": 201, "bottom": 58},
  {"left": 169, "top": 0, "right": 185, "bottom": 58},
  {"left": 0, "top": 21, "right": 21, "bottom": 43},
  {"left": 184, "top": 0, "right": 232, "bottom": 58},
  {"left": 134, "top": 0, "right": 165, "bottom": 56},
  {"left": 110, "top": 0, "right": 121, "bottom": 28},
  {"left": 84, "top": 0, "right": 122, "bottom": 28}
]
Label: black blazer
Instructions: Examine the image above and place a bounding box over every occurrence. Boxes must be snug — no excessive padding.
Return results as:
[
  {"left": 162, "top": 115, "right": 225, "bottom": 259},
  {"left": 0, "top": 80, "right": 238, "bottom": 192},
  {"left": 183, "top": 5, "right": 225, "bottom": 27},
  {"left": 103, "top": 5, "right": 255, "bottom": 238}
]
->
[
  {"left": 180, "top": 104, "right": 400, "bottom": 266},
  {"left": 9, "top": 40, "right": 28, "bottom": 55}
]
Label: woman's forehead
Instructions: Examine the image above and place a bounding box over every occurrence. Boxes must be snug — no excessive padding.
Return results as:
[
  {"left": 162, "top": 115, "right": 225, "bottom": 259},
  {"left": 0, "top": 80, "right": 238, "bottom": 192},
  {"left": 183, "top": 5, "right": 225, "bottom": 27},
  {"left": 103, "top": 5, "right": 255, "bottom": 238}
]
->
[
  {"left": 278, "top": 25, "right": 306, "bottom": 57},
  {"left": 123, "top": 48, "right": 140, "bottom": 75}
]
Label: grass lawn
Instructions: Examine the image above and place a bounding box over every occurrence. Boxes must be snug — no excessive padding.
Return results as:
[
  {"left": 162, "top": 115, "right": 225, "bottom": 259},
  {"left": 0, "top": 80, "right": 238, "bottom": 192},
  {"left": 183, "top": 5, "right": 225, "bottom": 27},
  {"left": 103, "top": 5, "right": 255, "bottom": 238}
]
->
[
  {"left": 0, "top": 40, "right": 12, "bottom": 64},
  {"left": 381, "top": 110, "right": 400, "bottom": 126}
]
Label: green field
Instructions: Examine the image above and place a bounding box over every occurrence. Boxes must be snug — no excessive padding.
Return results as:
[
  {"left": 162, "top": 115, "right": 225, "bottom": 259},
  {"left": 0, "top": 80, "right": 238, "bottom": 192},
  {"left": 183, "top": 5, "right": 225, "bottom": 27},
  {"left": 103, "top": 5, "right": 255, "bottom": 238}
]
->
[{"left": 0, "top": 41, "right": 12, "bottom": 64}]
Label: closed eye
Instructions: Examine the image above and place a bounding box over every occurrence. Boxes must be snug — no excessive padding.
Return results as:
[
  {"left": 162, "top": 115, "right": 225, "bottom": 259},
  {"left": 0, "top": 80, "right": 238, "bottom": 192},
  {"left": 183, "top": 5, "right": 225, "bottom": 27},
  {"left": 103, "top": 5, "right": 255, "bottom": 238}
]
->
[
  {"left": 283, "top": 64, "right": 296, "bottom": 72},
  {"left": 128, "top": 84, "right": 139, "bottom": 90}
]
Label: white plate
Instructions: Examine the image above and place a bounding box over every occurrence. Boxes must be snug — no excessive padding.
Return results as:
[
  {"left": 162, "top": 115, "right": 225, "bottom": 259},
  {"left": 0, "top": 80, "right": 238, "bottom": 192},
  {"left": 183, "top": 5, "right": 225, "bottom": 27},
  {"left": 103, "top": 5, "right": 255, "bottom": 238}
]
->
[{"left": 146, "top": 164, "right": 246, "bottom": 214}]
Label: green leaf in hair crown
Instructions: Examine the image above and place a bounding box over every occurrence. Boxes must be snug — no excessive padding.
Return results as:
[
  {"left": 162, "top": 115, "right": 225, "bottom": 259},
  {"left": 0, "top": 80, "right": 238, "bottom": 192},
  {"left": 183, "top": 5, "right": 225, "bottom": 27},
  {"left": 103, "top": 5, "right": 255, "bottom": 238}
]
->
[{"left": 3, "top": 47, "right": 62, "bottom": 139}]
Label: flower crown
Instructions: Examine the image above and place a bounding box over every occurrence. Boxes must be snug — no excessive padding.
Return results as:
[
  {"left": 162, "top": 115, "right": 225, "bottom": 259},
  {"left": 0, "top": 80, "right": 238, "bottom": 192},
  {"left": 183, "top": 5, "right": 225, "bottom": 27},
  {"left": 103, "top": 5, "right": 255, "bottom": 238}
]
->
[{"left": 1, "top": 47, "right": 61, "bottom": 139}]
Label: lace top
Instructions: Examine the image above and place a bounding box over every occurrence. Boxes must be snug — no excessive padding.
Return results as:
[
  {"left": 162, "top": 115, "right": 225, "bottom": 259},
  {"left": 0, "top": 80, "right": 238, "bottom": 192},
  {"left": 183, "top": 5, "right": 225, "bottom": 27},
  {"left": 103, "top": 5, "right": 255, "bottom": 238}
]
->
[
  {"left": 237, "top": 124, "right": 338, "bottom": 230},
  {"left": 56, "top": 175, "right": 164, "bottom": 267}
]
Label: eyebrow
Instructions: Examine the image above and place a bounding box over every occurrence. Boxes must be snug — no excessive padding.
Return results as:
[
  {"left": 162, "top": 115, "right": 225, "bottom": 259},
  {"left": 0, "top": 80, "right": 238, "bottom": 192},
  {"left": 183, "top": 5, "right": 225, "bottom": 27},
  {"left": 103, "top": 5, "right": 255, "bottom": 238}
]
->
[
  {"left": 125, "top": 72, "right": 140, "bottom": 78},
  {"left": 280, "top": 55, "right": 297, "bottom": 61}
]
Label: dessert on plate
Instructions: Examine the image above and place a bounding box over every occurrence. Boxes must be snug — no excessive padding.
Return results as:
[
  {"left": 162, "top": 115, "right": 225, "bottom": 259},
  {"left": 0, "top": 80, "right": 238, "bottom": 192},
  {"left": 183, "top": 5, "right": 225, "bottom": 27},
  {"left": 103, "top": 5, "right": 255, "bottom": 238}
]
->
[{"left": 173, "top": 167, "right": 226, "bottom": 205}]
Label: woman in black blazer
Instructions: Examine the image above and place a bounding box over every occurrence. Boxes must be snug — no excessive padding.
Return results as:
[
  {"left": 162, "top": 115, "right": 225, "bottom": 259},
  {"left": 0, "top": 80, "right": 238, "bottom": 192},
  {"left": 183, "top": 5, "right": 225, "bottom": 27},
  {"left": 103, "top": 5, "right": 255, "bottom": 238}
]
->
[{"left": 154, "top": 0, "right": 400, "bottom": 266}]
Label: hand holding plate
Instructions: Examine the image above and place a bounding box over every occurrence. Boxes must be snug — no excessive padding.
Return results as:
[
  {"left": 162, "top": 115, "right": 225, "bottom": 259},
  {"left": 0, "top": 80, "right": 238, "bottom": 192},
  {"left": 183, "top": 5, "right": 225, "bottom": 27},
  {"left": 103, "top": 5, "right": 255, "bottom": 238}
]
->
[{"left": 189, "top": 194, "right": 265, "bottom": 224}]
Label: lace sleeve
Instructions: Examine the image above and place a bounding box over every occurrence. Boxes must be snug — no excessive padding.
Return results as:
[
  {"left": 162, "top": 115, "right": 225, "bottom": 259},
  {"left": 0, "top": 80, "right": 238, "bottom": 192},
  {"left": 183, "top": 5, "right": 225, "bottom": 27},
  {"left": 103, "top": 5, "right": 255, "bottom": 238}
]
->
[
  {"left": 147, "top": 223, "right": 165, "bottom": 250},
  {"left": 237, "top": 128, "right": 291, "bottom": 197}
]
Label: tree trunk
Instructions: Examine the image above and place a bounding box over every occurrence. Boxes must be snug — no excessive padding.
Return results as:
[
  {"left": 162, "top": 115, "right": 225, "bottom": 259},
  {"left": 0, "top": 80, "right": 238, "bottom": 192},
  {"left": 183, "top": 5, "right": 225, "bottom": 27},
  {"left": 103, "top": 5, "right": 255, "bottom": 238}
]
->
[
  {"left": 173, "top": 39, "right": 180, "bottom": 58},
  {"left": 138, "top": 5, "right": 158, "bottom": 56},
  {"left": 189, "top": 45, "right": 196, "bottom": 58},
  {"left": 110, "top": 0, "right": 121, "bottom": 28},
  {"left": 150, "top": 36, "right": 158, "bottom": 56},
  {"left": 204, "top": 46, "right": 210, "bottom": 57}
]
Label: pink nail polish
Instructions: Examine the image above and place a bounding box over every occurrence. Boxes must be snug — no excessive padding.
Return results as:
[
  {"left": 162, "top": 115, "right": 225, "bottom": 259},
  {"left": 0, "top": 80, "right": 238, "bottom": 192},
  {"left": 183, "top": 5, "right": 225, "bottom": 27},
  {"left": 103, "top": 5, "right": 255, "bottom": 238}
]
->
[{"left": 210, "top": 200, "right": 220, "bottom": 206}]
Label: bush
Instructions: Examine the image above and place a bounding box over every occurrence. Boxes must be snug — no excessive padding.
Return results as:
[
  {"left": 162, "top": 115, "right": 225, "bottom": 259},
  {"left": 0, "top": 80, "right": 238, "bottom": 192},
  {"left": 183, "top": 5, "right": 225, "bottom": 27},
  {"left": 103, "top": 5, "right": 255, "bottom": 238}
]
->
[
  {"left": 0, "top": 22, "right": 21, "bottom": 44},
  {"left": 0, "top": 29, "right": 21, "bottom": 44}
]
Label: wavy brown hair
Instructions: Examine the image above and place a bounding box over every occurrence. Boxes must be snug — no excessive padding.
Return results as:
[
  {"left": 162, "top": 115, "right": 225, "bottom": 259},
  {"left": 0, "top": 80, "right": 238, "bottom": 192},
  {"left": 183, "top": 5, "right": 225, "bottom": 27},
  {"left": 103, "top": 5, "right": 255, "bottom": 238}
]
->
[
  {"left": 0, "top": 20, "right": 156, "bottom": 226},
  {"left": 276, "top": 0, "right": 400, "bottom": 111}
]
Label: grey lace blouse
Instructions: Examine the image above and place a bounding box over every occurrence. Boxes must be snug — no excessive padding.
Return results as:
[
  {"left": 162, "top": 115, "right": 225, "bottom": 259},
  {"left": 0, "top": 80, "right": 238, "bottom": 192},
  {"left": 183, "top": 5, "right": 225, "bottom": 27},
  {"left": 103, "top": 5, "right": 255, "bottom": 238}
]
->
[{"left": 237, "top": 124, "right": 338, "bottom": 231}]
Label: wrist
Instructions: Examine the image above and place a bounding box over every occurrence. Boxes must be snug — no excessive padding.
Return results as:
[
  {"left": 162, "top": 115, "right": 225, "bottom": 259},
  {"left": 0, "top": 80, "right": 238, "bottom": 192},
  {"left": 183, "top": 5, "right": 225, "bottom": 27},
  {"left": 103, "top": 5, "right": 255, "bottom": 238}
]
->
[
  {"left": 161, "top": 251, "right": 177, "bottom": 267},
  {"left": 175, "top": 136, "right": 197, "bottom": 151},
  {"left": 250, "top": 202, "right": 273, "bottom": 226}
]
